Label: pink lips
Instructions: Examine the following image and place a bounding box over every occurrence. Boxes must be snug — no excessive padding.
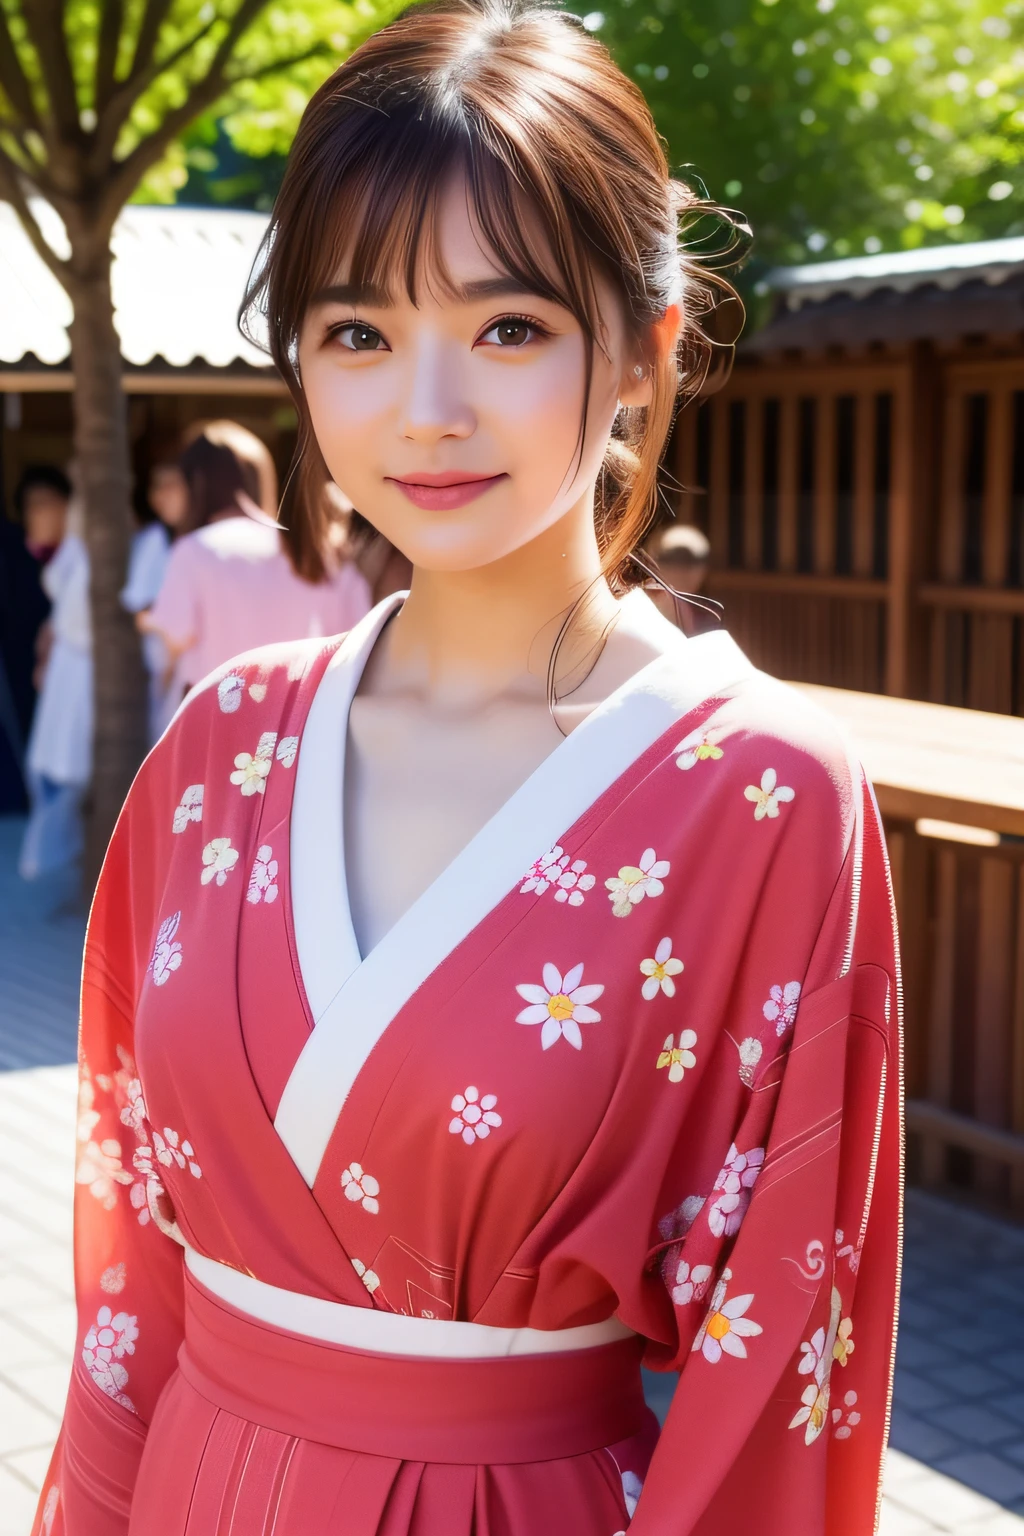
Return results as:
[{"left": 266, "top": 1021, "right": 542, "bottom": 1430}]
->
[{"left": 386, "top": 472, "right": 508, "bottom": 511}]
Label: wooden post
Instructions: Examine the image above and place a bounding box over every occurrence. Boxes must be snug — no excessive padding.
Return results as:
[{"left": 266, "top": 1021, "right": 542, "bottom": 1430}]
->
[
  {"left": 975, "top": 855, "right": 1015, "bottom": 1196},
  {"left": 814, "top": 386, "right": 835, "bottom": 576},
  {"left": 778, "top": 391, "right": 798, "bottom": 574},
  {"left": 938, "top": 386, "right": 966, "bottom": 584},
  {"left": 708, "top": 399, "right": 729, "bottom": 569},
  {"left": 1012, "top": 862, "right": 1024, "bottom": 1215},
  {"left": 853, "top": 391, "right": 875, "bottom": 579},
  {"left": 745, "top": 390, "right": 763, "bottom": 572},
  {"left": 983, "top": 385, "right": 1012, "bottom": 588},
  {"left": 890, "top": 374, "right": 914, "bottom": 700},
  {"left": 921, "top": 847, "right": 958, "bottom": 1187}
]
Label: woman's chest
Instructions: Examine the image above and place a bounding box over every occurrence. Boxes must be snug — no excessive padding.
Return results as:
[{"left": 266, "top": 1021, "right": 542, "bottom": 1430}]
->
[{"left": 343, "top": 692, "right": 565, "bottom": 955}]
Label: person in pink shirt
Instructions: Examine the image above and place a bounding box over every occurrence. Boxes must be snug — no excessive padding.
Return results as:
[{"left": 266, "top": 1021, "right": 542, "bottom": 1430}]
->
[{"left": 145, "top": 420, "right": 371, "bottom": 701}]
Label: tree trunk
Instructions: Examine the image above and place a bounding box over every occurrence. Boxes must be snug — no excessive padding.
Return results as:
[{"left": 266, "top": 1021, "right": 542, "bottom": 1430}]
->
[{"left": 66, "top": 248, "right": 148, "bottom": 890}]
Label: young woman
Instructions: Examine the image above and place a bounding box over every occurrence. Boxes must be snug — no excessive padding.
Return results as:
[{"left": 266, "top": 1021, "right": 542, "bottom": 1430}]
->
[
  {"left": 144, "top": 421, "right": 371, "bottom": 705},
  {"left": 35, "top": 3, "right": 901, "bottom": 1533}
]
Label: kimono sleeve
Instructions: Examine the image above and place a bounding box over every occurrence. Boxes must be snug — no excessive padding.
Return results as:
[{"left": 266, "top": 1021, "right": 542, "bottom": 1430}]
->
[
  {"left": 631, "top": 779, "right": 901, "bottom": 1536},
  {"left": 33, "top": 774, "right": 187, "bottom": 1536}
]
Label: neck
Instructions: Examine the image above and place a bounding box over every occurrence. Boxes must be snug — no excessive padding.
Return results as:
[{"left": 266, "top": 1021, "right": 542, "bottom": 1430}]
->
[{"left": 380, "top": 498, "right": 619, "bottom": 708}]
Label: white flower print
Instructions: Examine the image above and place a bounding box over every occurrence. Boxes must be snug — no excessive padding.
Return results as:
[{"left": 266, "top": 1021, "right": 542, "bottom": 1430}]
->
[
  {"left": 555, "top": 860, "right": 595, "bottom": 905},
  {"left": 76, "top": 1137, "right": 132, "bottom": 1209},
  {"left": 832, "top": 1390, "right": 861, "bottom": 1439},
  {"left": 763, "top": 980, "right": 801, "bottom": 1036},
  {"left": 515, "top": 963, "right": 604, "bottom": 1051},
  {"left": 671, "top": 1259, "right": 714, "bottom": 1308},
  {"left": 82, "top": 1304, "right": 138, "bottom": 1412},
  {"left": 351, "top": 1257, "right": 380, "bottom": 1294},
  {"left": 276, "top": 735, "right": 299, "bottom": 768},
  {"left": 691, "top": 1269, "right": 763, "bottom": 1364},
  {"left": 743, "top": 767, "right": 795, "bottom": 821},
  {"left": 100, "top": 1263, "right": 127, "bottom": 1294},
  {"left": 229, "top": 731, "right": 277, "bottom": 796},
  {"left": 640, "top": 938, "right": 684, "bottom": 1000},
  {"left": 172, "top": 783, "right": 204, "bottom": 834},
  {"left": 521, "top": 846, "right": 566, "bottom": 895},
  {"left": 449, "top": 1087, "right": 502, "bottom": 1145},
  {"left": 341, "top": 1162, "right": 380, "bottom": 1214},
  {"left": 149, "top": 912, "right": 183, "bottom": 986},
  {"left": 41, "top": 1486, "right": 59, "bottom": 1533},
  {"left": 201, "top": 837, "right": 239, "bottom": 887},
  {"left": 217, "top": 674, "right": 245, "bottom": 713},
  {"left": 249, "top": 682, "right": 267, "bottom": 703},
  {"left": 605, "top": 848, "right": 670, "bottom": 917},
  {"left": 674, "top": 727, "right": 724, "bottom": 770},
  {"left": 152, "top": 1127, "right": 202, "bottom": 1178},
  {"left": 708, "top": 1144, "right": 764, "bottom": 1238},
  {"left": 119, "top": 1078, "right": 147, "bottom": 1135},
  {"left": 246, "top": 844, "right": 280, "bottom": 904},
  {"left": 657, "top": 1031, "right": 698, "bottom": 1083},
  {"left": 621, "top": 1470, "right": 644, "bottom": 1518},
  {"left": 520, "top": 846, "right": 595, "bottom": 905},
  {"left": 737, "top": 1037, "right": 763, "bottom": 1087},
  {"left": 790, "top": 1286, "right": 853, "bottom": 1445}
]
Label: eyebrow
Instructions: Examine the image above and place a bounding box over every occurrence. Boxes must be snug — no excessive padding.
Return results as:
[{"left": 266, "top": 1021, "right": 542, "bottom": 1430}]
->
[{"left": 308, "top": 276, "right": 545, "bottom": 308}]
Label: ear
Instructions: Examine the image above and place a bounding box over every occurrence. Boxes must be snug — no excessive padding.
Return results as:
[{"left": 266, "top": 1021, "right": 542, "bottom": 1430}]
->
[{"left": 618, "top": 302, "right": 684, "bottom": 407}]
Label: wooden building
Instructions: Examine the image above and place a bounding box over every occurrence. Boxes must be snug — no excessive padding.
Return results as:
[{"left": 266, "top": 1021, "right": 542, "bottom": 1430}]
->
[
  {"left": 0, "top": 202, "right": 290, "bottom": 508},
  {"left": 675, "top": 235, "right": 1024, "bottom": 718},
  {"left": 672, "top": 237, "right": 1024, "bottom": 1215}
]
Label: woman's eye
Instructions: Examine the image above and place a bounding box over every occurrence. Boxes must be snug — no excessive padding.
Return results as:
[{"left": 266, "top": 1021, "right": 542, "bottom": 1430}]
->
[
  {"left": 480, "top": 318, "right": 539, "bottom": 348},
  {"left": 333, "top": 323, "right": 388, "bottom": 352}
]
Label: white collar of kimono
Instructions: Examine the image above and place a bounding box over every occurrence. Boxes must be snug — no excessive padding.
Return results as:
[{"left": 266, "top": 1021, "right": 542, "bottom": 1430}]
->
[{"left": 277, "top": 591, "right": 757, "bottom": 1186}]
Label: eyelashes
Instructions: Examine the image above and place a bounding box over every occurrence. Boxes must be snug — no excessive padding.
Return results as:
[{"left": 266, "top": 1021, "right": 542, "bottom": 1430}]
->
[{"left": 322, "top": 311, "right": 554, "bottom": 353}]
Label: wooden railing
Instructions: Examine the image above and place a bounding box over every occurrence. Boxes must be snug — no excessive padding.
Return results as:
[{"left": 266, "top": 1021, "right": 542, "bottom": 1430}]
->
[
  {"left": 796, "top": 684, "right": 1024, "bottom": 1216},
  {"left": 678, "top": 353, "right": 1024, "bottom": 716}
]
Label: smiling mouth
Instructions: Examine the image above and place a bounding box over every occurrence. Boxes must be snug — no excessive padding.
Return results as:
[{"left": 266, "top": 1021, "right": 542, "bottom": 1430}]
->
[{"left": 386, "top": 472, "right": 508, "bottom": 511}]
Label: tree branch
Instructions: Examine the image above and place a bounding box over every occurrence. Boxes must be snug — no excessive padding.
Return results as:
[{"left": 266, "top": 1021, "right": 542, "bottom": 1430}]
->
[
  {"left": 0, "top": 12, "right": 41, "bottom": 130},
  {"left": 91, "top": 14, "right": 219, "bottom": 173},
  {"left": 125, "top": 0, "right": 177, "bottom": 89},
  {"left": 0, "top": 151, "right": 70, "bottom": 285},
  {"left": 227, "top": 41, "right": 331, "bottom": 87},
  {"left": 95, "top": 0, "right": 126, "bottom": 115},
  {"left": 19, "top": 0, "right": 81, "bottom": 138},
  {"left": 98, "top": 0, "right": 272, "bottom": 218}
]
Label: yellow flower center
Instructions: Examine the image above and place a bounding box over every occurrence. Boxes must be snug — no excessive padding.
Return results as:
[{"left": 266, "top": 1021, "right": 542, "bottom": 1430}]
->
[
  {"left": 547, "top": 993, "right": 575, "bottom": 1021},
  {"left": 652, "top": 963, "right": 667, "bottom": 980},
  {"left": 617, "top": 865, "right": 644, "bottom": 887},
  {"left": 706, "top": 1311, "right": 731, "bottom": 1341}
]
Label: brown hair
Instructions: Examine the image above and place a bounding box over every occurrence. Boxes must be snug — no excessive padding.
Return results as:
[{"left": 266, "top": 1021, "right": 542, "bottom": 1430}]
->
[
  {"left": 242, "top": 0, "right": 744, "bottom": 588},
  {"left": 178, "top": 420, "right": 314, "bottom": 561}
]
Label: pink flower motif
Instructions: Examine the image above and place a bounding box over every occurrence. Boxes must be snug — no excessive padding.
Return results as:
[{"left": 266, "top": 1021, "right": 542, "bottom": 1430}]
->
[
  {"left": 100, "top": 1263, "right": 127, "bottom": 1294},
  {"left": 341, "top": 1162, "right": 380, "bottom": 1214},
  {"left": 172, "top": 783, "right": 204, "bottom": 833},
  {"left": 708, "top": 1143, "right": 765, "bottom": 1238},
  {"left": 671, "top": 1259, "right": 713, "bottom": 1307},
  {"left": 82, "top": 1305, "right": 138, "bottom": 1411},
  {"left": 763, "top": 980, "right": 801, "bottom": 1036},
  {"left": 449, "top": 1086, "right": 502, "bottom": 1145},
  {"left": 149, "top": 912, "right": 183, "bottom": 986}
]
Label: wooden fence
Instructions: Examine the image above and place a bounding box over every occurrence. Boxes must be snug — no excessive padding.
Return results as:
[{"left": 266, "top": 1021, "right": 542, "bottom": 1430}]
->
[
  {"left": 675, "top": 351, "right": 1024, "bottom": 716},
  {"left": 796, "top": 664, "right": 1024, "bottom": 1216}
]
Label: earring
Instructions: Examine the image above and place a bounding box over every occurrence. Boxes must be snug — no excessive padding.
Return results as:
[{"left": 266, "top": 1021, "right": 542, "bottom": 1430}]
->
[{"left": 634, "top": 365, "right": 644, "bottom": 378}]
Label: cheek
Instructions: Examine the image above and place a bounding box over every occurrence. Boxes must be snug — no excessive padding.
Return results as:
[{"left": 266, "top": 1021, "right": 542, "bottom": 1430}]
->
[{"left": 301, "top": 360, "right": 388, "bottom": 475}]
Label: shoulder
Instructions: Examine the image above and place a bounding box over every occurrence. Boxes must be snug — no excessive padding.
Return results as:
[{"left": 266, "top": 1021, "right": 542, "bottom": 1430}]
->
[{"left": 696, "top": 664, "right": 863, "bottom": 840}]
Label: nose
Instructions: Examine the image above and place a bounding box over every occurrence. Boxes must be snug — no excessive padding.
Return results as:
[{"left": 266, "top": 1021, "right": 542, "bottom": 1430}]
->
[{"left": 398, "top": 334, "right": 475, "bottom": 445}]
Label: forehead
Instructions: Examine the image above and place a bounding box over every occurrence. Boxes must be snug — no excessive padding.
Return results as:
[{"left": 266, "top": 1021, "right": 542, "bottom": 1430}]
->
[{"left": 314, "top": 171, "right": 561, "bottom": 311}]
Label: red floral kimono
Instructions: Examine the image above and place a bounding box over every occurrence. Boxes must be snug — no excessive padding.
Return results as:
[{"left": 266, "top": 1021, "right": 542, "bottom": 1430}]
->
[{"left": 35, "top": 595, "right": 902, "bottom": 1536}]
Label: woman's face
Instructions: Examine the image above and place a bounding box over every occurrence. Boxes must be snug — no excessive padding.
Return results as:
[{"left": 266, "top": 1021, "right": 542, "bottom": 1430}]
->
[
  {"left": 297, "top": 177, "right": 649, "bottom": 573},
  {"left": 149, "top": 465, "right": 189, "bottom": 530}
]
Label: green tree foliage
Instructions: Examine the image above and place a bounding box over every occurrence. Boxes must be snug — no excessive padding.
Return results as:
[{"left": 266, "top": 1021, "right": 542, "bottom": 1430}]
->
[{"left": 571, "top": 0, "right": 1024, "bottom": 266}]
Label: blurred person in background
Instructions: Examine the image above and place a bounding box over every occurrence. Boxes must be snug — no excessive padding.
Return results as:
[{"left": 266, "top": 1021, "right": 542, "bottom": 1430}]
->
[
  {"left": 18, "top": 463, "right": 70, "bottom": 565},
  {"left": 0, "top": 468, "right": 65, "bottom": 811},
  {"left": 19, "top": 471, "right": 92, "bottom": 880},
  {"left": 644, "top": 522, "right": 714, "bottom": 636},
  {"left": 143, "top": 421, "right": 371, "bottom": 703},
  {"left": 121, "top": 455, "right": 189, "bottom": 742}
]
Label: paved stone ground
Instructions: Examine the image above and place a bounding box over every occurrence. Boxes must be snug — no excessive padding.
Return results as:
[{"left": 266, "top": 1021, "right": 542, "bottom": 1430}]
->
[{"left": 0, "top": 815, "right": 1022, "bottom": 1535}]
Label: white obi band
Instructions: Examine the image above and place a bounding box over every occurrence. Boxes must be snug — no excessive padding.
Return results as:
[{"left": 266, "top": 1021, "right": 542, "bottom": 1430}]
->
[{"left": 185, "top": 1247, "right": 635, "bottom": 1359}]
